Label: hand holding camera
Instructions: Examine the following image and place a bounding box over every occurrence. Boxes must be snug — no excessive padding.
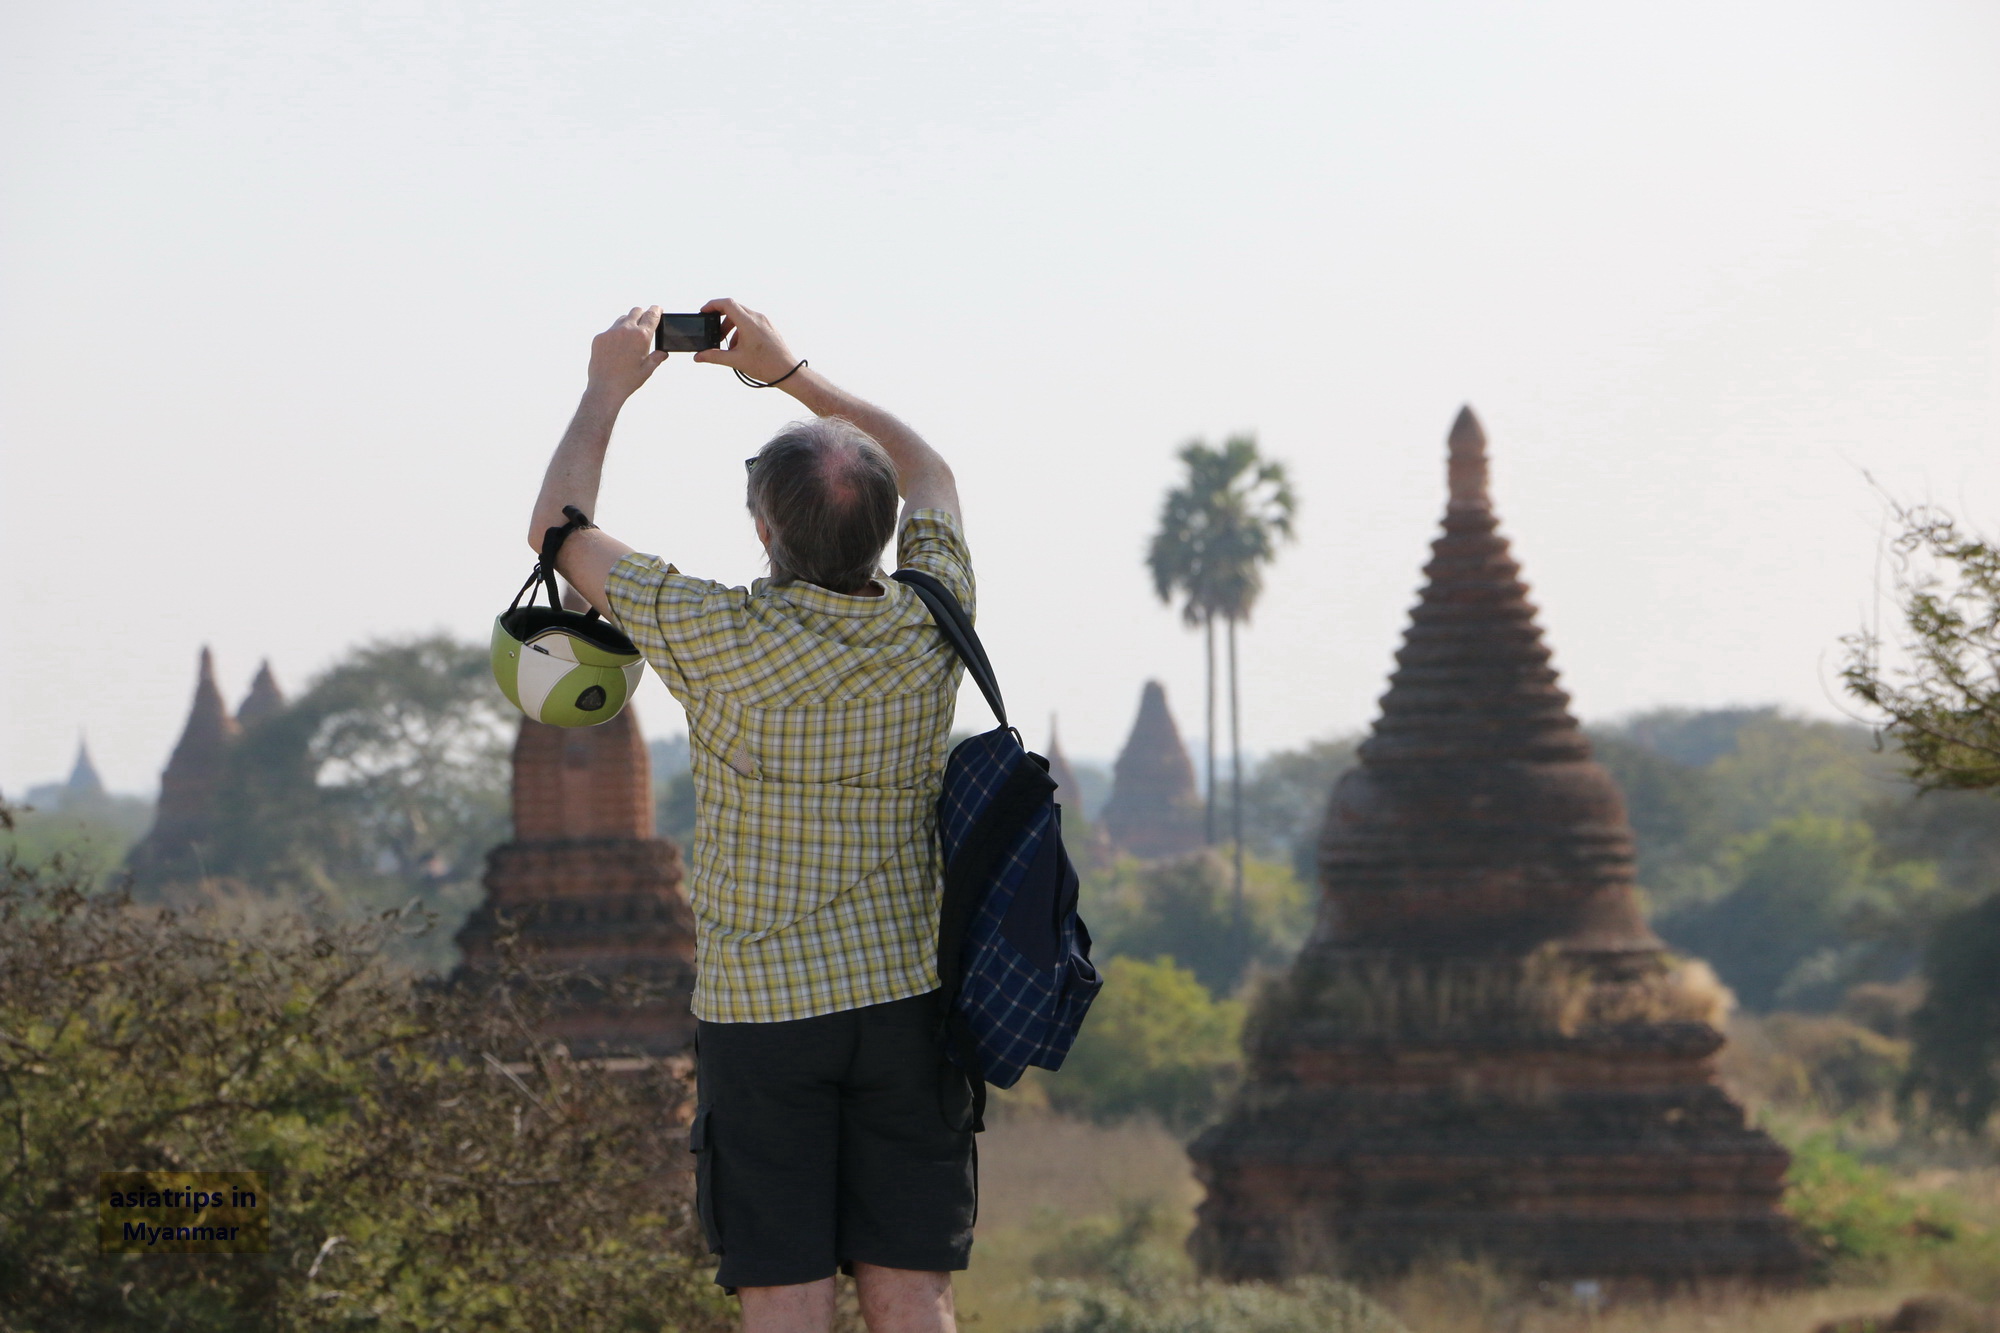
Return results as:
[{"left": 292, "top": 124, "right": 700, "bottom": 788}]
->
[
  {"left": 692, "top": 299, "right": 805, "bottom": 387},
  {"left": 587, "top": 299, "right": 808, "bottom": 406},
  {"left": 586, "top": 306, "right": 670, "bottom": 403}
]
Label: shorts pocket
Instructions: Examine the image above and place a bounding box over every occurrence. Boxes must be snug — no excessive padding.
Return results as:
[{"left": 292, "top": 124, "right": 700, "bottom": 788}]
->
[{"left": 689, "top": 1106, "right": 722, "bottom": 1254}]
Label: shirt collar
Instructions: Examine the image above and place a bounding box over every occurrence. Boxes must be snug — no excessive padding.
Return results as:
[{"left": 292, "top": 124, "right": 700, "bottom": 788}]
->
[{"left": 754, "top": 573, "right": 906, "bottom": 618}]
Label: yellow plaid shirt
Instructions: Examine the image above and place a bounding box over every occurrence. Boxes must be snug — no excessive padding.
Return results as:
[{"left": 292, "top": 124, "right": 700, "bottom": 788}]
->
[{"left": 605, "top": 509, "right": 972, "bottom": 1023}]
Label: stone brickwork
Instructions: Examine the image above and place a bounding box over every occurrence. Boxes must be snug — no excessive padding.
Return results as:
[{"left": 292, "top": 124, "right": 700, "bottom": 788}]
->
[
  {"left": 1100, "top": 680, "right": 1205, "bottom": 860},
  {"left": 1188, "top": 408, "right": 1805, "bottom": 1288},
  {"left": 455, "top": 706, "right": 697, "bottom": 1055}
]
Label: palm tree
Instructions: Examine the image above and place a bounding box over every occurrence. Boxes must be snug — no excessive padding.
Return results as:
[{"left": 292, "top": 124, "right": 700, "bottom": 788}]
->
[{"left": 1146, "top": 435, "right": 1297, "bottom": 912}]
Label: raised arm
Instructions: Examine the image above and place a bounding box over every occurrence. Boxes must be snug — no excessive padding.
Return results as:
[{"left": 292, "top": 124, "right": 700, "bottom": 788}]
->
[
  {"left": 694, "top": 299, "right": 961, "bottom": 526},
  {"left": 525, "top": 307, "right": 656, "bottom": 615}
]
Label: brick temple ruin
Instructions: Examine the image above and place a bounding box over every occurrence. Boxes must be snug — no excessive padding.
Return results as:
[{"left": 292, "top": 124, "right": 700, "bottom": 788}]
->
[
  {"left": 1189, "top": 408, "right": 1805, "bottom": 1286},
  {"left": 453, "top": 705, "right": 698, "bottom": 1055},
  {"left": 1100, "top": 679, "right": 1205, "bottom": 860},
  {"left": 128, "top": 649, "right": 285, "bottom": 887}
]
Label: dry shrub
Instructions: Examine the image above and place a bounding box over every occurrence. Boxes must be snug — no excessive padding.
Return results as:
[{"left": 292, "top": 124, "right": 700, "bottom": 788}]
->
[
  {"left": 1722, "top": 1013, "right": 1912, "bottom": 1119},
  {"left": 1250, "top": 946, "right": 1729, "bottom": 1049},
  {"left": 0, "top": 813, "right": 727, "bottom": 1333}
]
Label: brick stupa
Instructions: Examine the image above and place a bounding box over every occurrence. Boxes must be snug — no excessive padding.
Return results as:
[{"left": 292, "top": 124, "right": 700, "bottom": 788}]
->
[
  {"left": 1189, "top": 409, "right": 1804, "bottom": 1286},
  {"left": 64, "top": 739, "right": 106, "bottom": 802},
  {"left": 1100, "top": 681, "right": 1205, "bottom": 860},
  {"left": 454, "top": 706, "right": 697, "bottom": 1055},
  {"left": 236, "top": 660, "right": 287, "bottom": 726},
  {"left": 127, "top": 647, "right": 241, "bottom": 886}
]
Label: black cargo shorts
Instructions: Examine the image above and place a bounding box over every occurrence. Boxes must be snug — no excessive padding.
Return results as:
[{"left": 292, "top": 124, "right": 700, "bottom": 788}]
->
[{"left": 691, "top": 990, "right": 978, "bottom": 1290}]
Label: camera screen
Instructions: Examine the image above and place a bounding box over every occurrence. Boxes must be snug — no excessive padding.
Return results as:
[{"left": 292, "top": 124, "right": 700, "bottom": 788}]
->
[{"left": 655, "top": 314, "right": 717, "bottom": 352}]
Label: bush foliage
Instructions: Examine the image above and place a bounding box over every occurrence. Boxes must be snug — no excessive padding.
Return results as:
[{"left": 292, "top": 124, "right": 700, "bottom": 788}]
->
[
  {"left": 1782, "top": 1134, "right": 1967, "bottom": 1280},
  {"left": 0, "top": 817, "right": 726, "bottom": 1333},
  {"left": 1024, "top": 1200, "right": 1406, "bottom": 1333},
  {"left": 1048, "top": 957, "right": 1244, "bottom": 1131},
  {"left": 1083, "top": 852, "right": 1311, "bottom": 998}
]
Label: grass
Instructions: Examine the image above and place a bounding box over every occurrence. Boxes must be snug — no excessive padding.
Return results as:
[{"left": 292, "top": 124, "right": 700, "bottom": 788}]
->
[{"left": 955, "top": 1109, "right": 2000, "bottom": 1333}]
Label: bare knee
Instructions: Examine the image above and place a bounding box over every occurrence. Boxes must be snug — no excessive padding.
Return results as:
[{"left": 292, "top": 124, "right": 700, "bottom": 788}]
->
[
  {"left": 739, "top": 1277, "right": 837, "bottom": 1333},
  {"left": 852, "top": 1264, "right": 955, "bottom": 1333}
]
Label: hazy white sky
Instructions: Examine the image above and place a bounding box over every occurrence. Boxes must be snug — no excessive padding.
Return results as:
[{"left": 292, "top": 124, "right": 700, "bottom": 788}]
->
[{"left": 4, "top": 0, "right": 1997, "bottom": 795}]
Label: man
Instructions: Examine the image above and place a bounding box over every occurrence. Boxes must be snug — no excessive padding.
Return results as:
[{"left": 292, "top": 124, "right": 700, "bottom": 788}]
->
[{"left": 530, "top": 301, "right": 972, "bottom": 1333}]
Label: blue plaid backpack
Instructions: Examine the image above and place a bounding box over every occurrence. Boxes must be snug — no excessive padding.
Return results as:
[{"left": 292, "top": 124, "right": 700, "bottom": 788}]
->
[{"left": 892, "top": 569, "right": 1103, "bottom": 1131}]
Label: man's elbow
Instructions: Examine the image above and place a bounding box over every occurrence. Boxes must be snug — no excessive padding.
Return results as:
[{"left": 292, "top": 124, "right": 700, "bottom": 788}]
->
[{"left": 908, "top": 458, "right": 955, "bottom": 498}]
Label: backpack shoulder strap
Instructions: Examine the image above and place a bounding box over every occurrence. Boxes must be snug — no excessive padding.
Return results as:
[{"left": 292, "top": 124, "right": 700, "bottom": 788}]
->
[{"left": 891, "top": 569, "right": 1006, "bottom": 729}]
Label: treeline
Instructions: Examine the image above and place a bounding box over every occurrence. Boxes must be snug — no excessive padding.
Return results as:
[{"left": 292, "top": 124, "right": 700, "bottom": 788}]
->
[
  {"left": 1025, "top": 705, "right": 2000, "bottom": 1143},
  {"left": 11, "top": 642, "right": 1994, "bottom": 1137},
  {"left": 5, "top": 638, "right": 514, "bottom": 975}
]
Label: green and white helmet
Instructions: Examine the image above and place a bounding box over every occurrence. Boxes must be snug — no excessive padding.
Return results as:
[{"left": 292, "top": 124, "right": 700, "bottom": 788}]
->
[{"left": 491, "top": 506, "right": 645, "bottom": 727}]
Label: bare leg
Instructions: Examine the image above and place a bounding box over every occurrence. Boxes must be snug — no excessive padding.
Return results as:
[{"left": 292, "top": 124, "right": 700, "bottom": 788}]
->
[
  {"left": 853, "top": 1265, "right": 955, "bottom": 1333},
  {"left": 740, "top": 1278, "right": 837, "bottom": 1333}
]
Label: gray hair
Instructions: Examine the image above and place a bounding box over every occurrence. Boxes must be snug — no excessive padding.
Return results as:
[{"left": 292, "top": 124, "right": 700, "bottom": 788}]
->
[{"left": 746, "top": 418, "right": 900, "bottom": 595}]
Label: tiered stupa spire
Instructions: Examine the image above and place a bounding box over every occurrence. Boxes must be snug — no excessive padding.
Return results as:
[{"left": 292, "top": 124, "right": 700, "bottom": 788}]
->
[
  {"left": 1329, "top": 406, "right": 1656, "bottom": 955},
  {"left": 64, "top": 738, "right": 105, "bottom": 801},
  {"left": 1100, "top": 681, "right": 1204, "bottom": 860},
  {"left": 128, "top": 648, "right": 241, "bottom": 886},
  {"left": 236, "top": 661, "right": 286, "bottom": 726},
  {"left": 1189, "top": 408, "right": 1804, "bottom": 1287}
]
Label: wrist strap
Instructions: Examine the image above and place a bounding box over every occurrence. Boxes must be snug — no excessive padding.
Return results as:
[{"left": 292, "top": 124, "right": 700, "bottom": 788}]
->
[
  {"left": 528, "top": 505, "right": 599, "bottom": 618},
  {"left": 734, "top": 359, "right": 807, "bottom": 390}
]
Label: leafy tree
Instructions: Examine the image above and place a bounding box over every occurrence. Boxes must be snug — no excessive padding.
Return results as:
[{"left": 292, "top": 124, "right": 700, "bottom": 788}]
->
[
  {"left": 1656, "top": 815, "right": 1942, "bottom": 1011},
  {"left": 1612, "top": 706, "right": 1778, "bottom": 769},
  {"left": 1146, "top": 435, "right": 1296, "bottom": 913},
  {"left": 1868, "top": 786, "right": 2000, "bottom": 906},
  {"left": 1048, "top": 956, "right": 1244, "bottom": 1130},
  {"left": 1583, "top": 733, "right": 1727, "bottom": 914},
  {"left": 1905, "top": 893, "right": 2000, "bottom": 1135},
  {"left": 0, "top": 811, "right": 727, "bottom": 1332},
  {"left": 1084, "top": 852, "right": 1313, "bottom": 997},
  {"left": 190, "top": 635, "right": 513, "bottom": 969},
  {"left": 1844, "top": 502, "right": 2000, "bottom": 791},
  {"left": 1591, "top": 709, "right": 1902, "bottom": 918},
  {"left": 1238, "top": 737, "right": 1358, "bottom": 882},
  {"left": 1706, "top": 713, "right": 1897, "bottom": 835},
  {"left": 1842, "top": 502, "right": 2000, "bottom": 1137}
]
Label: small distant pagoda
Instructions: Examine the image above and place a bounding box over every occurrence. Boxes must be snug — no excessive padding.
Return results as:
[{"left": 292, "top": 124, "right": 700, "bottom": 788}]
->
[
  {"left": 127, "top": 648, "right": 242, "bottom": 886},
  {"left": 1189, "top": 409, "right": 1804, "bottom": 1286},
  {"left": 236, "top": 661, "right": 286, "bottom": 727},
  {"left": 454, "top": 706, "right": 697, "bottom": 1055},
  {"left": 127, "top": 651, "right": 286, "bottom": 889},
  {"left": 63, "top": 740, "right": 106, "bottom": 804},
  {"left": 1100, "top": 681, "right": 1205, "bottom": 860}
]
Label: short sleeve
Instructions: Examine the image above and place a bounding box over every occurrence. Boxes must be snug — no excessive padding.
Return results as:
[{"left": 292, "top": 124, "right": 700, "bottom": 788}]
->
[
  {"left": 895, "top": 508, "right": 975, "bottom": 619},
  {"left": 604, "top": 552, "right": 740, "bottom": 700}
]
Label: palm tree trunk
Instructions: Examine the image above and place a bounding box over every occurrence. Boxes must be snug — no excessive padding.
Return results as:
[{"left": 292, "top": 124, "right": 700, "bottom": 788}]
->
[
  {"left": 1228, "top": 613, "right": 1244, "bottom": 921},
  {"left": 1204, "top": 611, "right": 1217, "bottom": 845}
]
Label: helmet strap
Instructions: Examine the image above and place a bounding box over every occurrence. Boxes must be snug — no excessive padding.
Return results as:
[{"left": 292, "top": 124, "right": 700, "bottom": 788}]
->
[{"left": 515, "top": 505, "right": 603, "bottom": 621}]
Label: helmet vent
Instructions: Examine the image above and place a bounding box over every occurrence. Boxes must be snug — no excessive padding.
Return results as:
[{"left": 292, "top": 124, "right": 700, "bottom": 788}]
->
[{"left": 575, "top": 685, "right": 608, "bottom": 712}]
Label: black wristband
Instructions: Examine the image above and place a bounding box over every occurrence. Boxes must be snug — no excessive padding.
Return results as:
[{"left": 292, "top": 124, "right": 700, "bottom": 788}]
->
[{"left": 734, "top": 359, "right": 807, "bottom": 390}]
